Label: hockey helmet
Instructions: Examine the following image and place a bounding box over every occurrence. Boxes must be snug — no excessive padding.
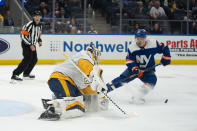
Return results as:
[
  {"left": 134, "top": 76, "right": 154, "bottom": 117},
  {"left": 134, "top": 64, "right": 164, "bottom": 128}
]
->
[
  {"left": 86, "top": 45, "right": 101, "bottom": 64},
  {"left": 135, "top": 29, "right": 147, "bottom": 38},
  {"left": 32, "top": 10, "right": 41, "bottom": 16}
]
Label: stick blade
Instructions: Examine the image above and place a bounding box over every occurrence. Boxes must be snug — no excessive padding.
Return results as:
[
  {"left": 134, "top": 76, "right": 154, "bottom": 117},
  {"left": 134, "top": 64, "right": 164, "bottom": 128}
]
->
[{"left": 127, "top": 112, "right": 139, "bottom": 118}]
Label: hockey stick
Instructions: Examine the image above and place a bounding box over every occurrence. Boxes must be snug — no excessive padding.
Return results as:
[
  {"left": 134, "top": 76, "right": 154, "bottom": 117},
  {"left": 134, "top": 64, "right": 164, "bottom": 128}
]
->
[
  {"left": 101, "top": 92, "right": 137, "bottom": 117},
  {"left": 62, "top": 52, "right": 135, "bottom": 117},
  {"left": 131, "top": 63, "right": 161, "bottom": 78},
  {"left": 130, "top": 63, "right": 161, "bottom": 78},
  {"left": 145, "top": 63, "right": 161, "bottom": 72}
]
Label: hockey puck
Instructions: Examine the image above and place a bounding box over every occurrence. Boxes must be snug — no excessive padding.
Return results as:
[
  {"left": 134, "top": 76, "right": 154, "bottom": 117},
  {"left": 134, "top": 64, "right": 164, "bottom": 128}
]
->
[{"left": 164, "top": 99, "right": 168, "bottom": 103}]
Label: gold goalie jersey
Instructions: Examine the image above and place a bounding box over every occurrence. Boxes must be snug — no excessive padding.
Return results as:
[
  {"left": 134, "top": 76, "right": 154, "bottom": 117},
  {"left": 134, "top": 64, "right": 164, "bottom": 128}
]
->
[{"left": 50, "top": 51, "right": 102, "bottom": 94}]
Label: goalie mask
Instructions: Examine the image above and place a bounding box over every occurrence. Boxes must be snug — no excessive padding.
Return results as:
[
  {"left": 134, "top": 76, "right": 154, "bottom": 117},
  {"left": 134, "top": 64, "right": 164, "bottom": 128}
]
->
[{"left": 86, "top": 45, "right": 101, "bottom": 65}]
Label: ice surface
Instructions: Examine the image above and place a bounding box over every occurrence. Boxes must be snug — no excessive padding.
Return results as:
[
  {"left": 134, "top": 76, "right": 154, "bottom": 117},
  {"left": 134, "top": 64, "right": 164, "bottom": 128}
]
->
[
  {"left": 0, "top": 100, "right": 32, "bottom": 116},
  {"left": 0, "top": 65, "right": 197, "bottom": 131}
]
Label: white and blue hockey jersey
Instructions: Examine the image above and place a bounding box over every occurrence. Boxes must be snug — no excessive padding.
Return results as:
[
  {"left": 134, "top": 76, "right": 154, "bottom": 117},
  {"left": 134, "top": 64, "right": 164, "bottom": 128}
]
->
[{"left": 126, "top": 39, "right": 171, "bottom": 71}]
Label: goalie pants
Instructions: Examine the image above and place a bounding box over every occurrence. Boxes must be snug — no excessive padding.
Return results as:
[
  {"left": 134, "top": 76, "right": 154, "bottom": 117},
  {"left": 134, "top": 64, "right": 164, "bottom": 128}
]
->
[
  {"left": 48, "top": 78, "right": 82, "bottom": 99},
  {"left": 108, "top": 68, "right": 157, "bottom": 92}
]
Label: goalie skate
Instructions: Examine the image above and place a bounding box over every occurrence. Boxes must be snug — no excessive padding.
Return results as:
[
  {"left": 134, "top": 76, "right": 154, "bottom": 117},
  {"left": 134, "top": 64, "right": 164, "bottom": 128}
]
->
[
  {"left": 41, "top": 99, "right": 52, "bottom": 109},
  {"left": 39, "top": 99, "right": 60, "bottom": 121},
  {"left": 39, "top": 109, "right": 60, "bottom": 121}
]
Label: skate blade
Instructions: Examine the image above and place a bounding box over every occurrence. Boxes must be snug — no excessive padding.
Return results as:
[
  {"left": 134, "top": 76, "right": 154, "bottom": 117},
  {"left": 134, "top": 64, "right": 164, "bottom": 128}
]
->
[
  {"left": 128, "top": 112, "right": 139, "bottom": 117},
  {"left": 38, "top": 117, "right": 60, "bottom": 121},
  {"left": 38, "top": 113, "right": 60, "bottom": 121}
]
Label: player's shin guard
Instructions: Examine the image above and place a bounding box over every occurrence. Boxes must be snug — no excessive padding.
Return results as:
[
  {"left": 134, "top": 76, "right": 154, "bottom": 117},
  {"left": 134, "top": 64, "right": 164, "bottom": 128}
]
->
[
  {"left": 106, "top": 72, "right": 134, "bottom": 93},
  {"left": 84, "top": 94, "right": 99, "bottom": 112}
]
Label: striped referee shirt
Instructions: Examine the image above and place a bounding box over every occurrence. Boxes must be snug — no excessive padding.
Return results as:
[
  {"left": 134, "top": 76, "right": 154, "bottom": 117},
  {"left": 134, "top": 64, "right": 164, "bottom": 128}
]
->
[{"left": 20, "top": 21, "right": 42, "bottom": 45}]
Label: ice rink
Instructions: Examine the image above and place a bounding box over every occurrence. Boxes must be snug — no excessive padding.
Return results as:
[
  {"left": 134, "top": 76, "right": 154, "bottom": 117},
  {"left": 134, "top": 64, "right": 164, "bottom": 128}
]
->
[{"left": 0, "top": 64, "right": 197, "bottom": 131}]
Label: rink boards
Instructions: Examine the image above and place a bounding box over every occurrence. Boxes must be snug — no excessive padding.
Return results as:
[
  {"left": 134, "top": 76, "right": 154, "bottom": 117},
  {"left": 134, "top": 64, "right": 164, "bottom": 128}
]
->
[{"left": 0, "top": 34, "right": 197, "bottom": 65}]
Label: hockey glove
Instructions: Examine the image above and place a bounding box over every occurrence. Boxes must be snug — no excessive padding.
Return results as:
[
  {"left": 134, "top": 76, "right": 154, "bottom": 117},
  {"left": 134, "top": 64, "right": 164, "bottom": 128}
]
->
[
  {"left": 90, "top": 66, "right": 108, "bottom": 93},
  {"left": 132, "top": 66, "right": 143, "bottom": 78},
  {"left": 160, "top": 55, "right": 171, "bottom": 66},
  {"left": 90, "top": 75, "right": 107, "bottom": 93}
]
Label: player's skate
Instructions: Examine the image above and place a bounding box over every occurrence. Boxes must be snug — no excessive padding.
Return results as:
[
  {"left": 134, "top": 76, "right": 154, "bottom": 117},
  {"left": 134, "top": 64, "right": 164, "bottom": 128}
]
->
[
  {"left": 10, "top": 75, "right": 23, "bottom": 84},
  {"left": 129, "top": 85, "right": 152, "bottom": 104},
  {"left": 41, "top": 99, "right": 52, "bottom": 109},
  {"left": 23, "top": 74, "right": 35, "bottom": 80},
  {"left": 129, "top": 96, "right": 145, "bottom": 104},
  {"left": 39, "top": 106, "right": 60, "bottom": 121},
  {"left": 39, "top": 99, "right": 60, "bottom": 121}
]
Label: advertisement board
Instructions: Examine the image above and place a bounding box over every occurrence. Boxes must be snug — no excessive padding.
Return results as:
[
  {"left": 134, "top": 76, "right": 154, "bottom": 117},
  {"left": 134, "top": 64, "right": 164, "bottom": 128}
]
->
[{"left": 0, "top": 34, "right": 197, "bottom": 65}]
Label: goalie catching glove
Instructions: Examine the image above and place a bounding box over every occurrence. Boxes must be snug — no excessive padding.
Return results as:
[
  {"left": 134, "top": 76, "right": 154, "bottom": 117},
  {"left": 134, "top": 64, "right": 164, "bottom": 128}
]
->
[{"left": 89, "top": 66, "right": 108, "bottom": 93}]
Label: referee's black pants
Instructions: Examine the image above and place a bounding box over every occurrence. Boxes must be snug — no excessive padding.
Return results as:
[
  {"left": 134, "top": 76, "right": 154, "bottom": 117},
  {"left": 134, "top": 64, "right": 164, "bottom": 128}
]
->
[{"left": 13, "top": 42, "right": 38, "bottom": 76}]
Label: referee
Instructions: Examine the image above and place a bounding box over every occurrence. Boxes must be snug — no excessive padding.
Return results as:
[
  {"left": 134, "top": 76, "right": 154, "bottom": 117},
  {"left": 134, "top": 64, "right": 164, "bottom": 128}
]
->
[{"left": 11, "top": 10, "right": 42, "bottom": 82}]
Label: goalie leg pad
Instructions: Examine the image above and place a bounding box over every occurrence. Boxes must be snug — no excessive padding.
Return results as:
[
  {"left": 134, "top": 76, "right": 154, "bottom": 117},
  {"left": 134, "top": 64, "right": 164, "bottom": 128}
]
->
[
  {"left": 84, "top": 94, "right": 109, "bottom": 112},
  {"left": 48, "top": 96, "right": 85, "bottom": 119},
  {"left": 84, "top": 94, "right": 99, "bottom": 112},
  {"left": 99, "top": 95, "right": 109, "bottom": 111}
]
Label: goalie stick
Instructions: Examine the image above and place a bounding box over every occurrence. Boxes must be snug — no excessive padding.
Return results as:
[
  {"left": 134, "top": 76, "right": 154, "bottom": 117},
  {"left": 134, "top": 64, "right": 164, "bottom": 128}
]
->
[{"left": 62, "top": 52, "right": 136, "bottom": 117}]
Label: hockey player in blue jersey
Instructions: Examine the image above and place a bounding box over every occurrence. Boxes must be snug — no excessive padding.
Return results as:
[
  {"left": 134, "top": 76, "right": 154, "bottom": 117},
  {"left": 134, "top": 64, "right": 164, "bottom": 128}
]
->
[{"left": 106, "top": 29, "right": 171, "bottom": 104}]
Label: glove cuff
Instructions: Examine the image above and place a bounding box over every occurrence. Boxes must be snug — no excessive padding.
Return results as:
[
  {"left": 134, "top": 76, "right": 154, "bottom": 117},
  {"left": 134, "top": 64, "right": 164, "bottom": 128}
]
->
[{"left": 162, "top": 55, "right": 171, "bottom": 60}]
